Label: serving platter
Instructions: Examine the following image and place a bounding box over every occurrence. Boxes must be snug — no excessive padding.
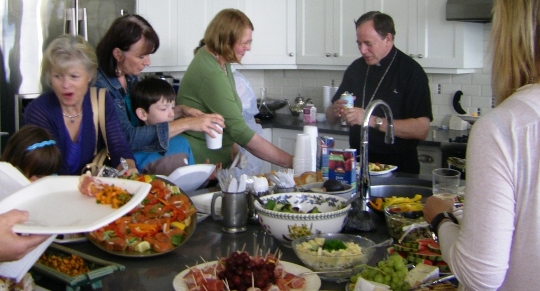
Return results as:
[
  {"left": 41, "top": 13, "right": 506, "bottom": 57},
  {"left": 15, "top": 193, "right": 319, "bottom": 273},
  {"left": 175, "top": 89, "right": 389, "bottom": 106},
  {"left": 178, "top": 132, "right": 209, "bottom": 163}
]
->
[
  {"left": 0, "top": 176, "right": 151, "bottom": 234},
  {"left": 172, "top": 260, "right": 321, "bottom": 291},
  {"left": 166, "top": 164, "right": 215, "bottom": 192},
  {"left": 87, "top": 175, "right": 197, "bottom": 257}
]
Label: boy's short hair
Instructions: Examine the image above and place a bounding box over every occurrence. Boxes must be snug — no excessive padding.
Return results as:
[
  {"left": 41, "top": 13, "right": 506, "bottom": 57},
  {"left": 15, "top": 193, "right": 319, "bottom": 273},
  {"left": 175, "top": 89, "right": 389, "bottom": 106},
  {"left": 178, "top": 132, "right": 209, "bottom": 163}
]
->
[{"left": 131, "top": 77, "right": 176, "bottom": 112}]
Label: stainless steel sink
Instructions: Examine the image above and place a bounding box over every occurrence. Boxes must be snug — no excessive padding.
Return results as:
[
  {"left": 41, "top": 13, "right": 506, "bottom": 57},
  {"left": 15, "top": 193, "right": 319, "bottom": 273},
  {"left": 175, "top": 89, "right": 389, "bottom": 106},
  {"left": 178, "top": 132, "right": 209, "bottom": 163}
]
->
[
  {"left": 370, "top": 177, "right": 432, "bottom": 199},
  {"left": 370, "top": 184, "right": 432, "bottom": 199}
]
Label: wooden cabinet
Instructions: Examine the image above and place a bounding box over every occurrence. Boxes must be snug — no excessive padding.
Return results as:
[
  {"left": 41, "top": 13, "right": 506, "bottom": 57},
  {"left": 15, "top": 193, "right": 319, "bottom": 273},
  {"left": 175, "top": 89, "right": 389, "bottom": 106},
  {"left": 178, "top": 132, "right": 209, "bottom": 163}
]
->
[
  {"left": 376, "top": 0, "right": 483, "bottom": 73},
  {"left": 296, "top": 0, "right": 371, "bottom": 66}
]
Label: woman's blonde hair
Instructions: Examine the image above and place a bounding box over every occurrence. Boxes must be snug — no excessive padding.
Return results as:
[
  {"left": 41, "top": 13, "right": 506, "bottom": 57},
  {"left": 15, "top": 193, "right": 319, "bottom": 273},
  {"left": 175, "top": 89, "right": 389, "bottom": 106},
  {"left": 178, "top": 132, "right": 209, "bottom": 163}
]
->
[
  {"left": 490, "top": 0, "right": 540, "bottom": 104},
  {"left": 202, "top": 9, "right": 253, "bottom": 64},
  {"left": 41, "top": 34, "right": 98, "bottom": 87}
]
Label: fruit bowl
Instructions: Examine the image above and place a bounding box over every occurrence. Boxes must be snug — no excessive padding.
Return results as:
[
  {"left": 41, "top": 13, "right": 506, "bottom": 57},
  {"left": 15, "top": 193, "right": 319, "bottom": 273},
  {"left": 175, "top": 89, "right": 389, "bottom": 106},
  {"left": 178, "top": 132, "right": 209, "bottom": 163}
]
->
[
  {"left": 254, "top": 193, "right": 351, "bottom": 246},
  {"left": 291, "top": 233, "right": 376, "bottom": 279}
]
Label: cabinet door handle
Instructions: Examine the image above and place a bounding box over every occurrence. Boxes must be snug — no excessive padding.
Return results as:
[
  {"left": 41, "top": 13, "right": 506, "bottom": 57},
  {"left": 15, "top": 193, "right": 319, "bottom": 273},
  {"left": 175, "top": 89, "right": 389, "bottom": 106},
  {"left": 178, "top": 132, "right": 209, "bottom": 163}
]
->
[
  {"left": 333, "top": 53, "right": 339, "bottom": 57},
  {"left": 417, "top": 54, "right": 424, "bottom": 58},
  {"left": 326, "top": 53, "right": 331, "bottom": 57},
  {"left": 289, "top": 52, "right": 294, "bottom": 57},
  {"left": 409, "top": 54, "right": 415, "bottom": 58}
]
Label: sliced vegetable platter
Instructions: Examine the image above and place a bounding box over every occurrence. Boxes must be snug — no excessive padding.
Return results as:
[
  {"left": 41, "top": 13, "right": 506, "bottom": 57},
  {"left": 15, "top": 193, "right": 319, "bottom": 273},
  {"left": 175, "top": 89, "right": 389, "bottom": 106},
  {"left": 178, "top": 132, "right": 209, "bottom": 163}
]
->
[{"left": 87, "top": 174, "right": 197, "bottom": 257}]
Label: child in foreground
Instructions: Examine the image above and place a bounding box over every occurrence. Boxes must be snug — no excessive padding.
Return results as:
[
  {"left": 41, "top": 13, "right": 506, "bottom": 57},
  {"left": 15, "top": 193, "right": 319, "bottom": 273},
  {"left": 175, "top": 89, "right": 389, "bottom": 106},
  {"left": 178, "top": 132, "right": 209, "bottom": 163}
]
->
[
  {"left": 1, "top": 125, "right": 62, "bottom": 181},
  {"left": 131, "top": 77, "right": 195, "bottom": 175}
]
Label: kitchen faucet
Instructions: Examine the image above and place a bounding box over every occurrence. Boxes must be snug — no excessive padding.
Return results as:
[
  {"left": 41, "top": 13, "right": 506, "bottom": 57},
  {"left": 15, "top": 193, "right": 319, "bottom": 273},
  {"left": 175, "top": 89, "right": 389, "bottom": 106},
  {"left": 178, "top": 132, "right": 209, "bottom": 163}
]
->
[
  {"left": 359, "top": 99, "right": 394, "bottom": 204},
  {"left": 347, "top": 99, "right": 394, "bottom": 231}
]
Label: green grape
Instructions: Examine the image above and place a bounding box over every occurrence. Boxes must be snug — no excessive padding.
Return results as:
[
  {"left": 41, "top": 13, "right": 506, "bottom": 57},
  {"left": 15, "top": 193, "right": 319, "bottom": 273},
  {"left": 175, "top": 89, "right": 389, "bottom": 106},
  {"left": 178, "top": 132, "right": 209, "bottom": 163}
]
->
[
  {"left": 378, "top": 261, "right": 386, "bottom": 269},
  {"left": 350, "top": 274, "right": 359, "bottom": 283},
  {"left": 382, "top": 267, "right": 392, "bottom": 275},
  {"left": 374, "top": 274, "right": 384, "bottom": 283},
  {"left": 396, "top": 270, "right": 407, "bottom": 279},
  {"left": 392, "top": 275, "right": 401, "bottom": 284},
  {"left": 384, "top": 275, "right": 391, "bottom": 284}
]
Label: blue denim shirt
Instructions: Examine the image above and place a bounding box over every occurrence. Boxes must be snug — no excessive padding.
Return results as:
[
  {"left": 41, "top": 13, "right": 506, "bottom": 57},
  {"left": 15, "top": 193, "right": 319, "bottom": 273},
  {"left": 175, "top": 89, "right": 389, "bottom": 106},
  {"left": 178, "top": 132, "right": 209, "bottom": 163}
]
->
[{"left": 95, "top": 69, "right": 169, "bottom": 152}]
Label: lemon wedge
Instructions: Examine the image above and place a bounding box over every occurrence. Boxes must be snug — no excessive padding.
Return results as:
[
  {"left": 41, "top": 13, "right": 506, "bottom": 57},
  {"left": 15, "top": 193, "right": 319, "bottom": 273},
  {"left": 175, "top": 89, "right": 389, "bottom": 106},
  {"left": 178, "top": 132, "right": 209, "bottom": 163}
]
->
[{"left": 134, "top": 241, "right": 151, "bottom": 253}]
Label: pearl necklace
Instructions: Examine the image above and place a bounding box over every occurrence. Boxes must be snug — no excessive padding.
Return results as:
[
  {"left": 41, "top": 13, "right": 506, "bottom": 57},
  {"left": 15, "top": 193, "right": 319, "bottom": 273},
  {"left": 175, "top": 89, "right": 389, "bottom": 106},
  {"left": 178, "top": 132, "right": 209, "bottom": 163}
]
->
[
  {"left": 362, "top": 50, "right": 398, "bottom": 108},
  {"left": 62, "top": 111, "right": 82, "bottom": 123},
  {"left": 213, "top": 52, "right": 227, "bottom": 75}
]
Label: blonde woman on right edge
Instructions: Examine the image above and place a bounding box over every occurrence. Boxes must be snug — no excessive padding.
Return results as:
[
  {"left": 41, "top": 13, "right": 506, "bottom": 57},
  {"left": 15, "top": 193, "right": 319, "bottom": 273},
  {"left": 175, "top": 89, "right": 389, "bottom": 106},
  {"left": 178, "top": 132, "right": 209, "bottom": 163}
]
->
[{"left": 423, "top": 1, "right": 540, "bottom": 290}]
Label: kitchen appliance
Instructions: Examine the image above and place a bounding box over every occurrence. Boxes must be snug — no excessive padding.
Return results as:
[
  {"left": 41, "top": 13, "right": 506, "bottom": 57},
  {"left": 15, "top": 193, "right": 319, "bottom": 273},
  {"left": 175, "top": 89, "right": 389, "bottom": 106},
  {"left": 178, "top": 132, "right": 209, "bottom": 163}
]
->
[
  {"left": 0, "top": 0, "right": 136, "bottom": 145},
  {"left": 446, "top": 0, "right": 493, "bottom": 23}
]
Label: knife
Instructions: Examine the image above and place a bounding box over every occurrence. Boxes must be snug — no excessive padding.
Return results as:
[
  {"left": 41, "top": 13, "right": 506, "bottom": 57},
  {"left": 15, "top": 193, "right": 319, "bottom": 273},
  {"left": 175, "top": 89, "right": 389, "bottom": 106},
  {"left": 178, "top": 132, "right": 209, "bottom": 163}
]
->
[{"left": 414, "top": 274, "right": 456, "bottom": 290}]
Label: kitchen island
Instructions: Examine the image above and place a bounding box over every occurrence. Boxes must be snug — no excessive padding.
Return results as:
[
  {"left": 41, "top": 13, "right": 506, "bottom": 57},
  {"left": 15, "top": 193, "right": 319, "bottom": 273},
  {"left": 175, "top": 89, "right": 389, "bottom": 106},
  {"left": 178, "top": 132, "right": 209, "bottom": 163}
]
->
[{"left": 33, "top": 185, "right": 410, "bottom": 291}]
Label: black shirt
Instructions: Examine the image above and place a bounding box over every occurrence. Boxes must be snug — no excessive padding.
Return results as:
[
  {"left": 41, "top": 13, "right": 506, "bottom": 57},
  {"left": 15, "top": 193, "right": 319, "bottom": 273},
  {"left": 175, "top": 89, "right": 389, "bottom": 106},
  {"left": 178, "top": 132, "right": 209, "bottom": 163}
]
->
[{"left": 332, "top": 46, "right": 433, "bottom": 173}]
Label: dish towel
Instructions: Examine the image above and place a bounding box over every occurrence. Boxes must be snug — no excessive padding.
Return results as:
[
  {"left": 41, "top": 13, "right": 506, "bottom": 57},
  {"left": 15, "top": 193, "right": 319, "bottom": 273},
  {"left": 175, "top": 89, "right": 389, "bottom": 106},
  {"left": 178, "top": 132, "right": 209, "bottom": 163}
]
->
[{"left": 0, "top": 162, "right": 55, "bottom": 282}]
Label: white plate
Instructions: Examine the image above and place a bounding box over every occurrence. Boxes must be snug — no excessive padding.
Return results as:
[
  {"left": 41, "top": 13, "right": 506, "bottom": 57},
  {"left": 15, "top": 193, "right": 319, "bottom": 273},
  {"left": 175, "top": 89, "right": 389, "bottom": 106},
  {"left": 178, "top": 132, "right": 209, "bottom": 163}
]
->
[
  {"left": 54, "top": 233, "right": 88, "bottom": 244},
  {"left": 458, "top": 115, "right": 479, "bottom": 124},
  {"left": 167, "top": 164, "right": 216, "bottom": 192},
  {"left": 370, "top": 165, "right": 398, "bottom": 176},
  {"left": 0, "top": 176, "right": 151, "bottom": 234},
  {"left": 172, "top": 260, "right": 321, "bottom": 291},
  {"left": 190, "top": 192, "right": 221, "bottom": 215}
]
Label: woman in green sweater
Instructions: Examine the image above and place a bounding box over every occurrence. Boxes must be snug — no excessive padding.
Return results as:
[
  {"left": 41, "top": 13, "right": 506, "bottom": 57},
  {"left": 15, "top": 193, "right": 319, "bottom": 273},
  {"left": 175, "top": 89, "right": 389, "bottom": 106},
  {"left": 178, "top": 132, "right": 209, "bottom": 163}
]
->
[{"left": 177, "top": 9, "right": 293, "bottom": 169}]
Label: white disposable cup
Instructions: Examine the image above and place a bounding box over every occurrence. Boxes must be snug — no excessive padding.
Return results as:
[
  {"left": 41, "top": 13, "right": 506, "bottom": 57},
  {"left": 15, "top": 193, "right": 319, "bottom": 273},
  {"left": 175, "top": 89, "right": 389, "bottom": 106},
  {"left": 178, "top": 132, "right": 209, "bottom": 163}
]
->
[
  {"left": 205, "top": 124, "right": 223, "bottom": 149},
  {"left": 303, "top": 126, "right": 318, "bottom": 171},
  {"left": 432, "top": 168, "right": 461, "bottom": 197},
  {"left": 294, "top": 134, "right": 312, "bottom": 160}
]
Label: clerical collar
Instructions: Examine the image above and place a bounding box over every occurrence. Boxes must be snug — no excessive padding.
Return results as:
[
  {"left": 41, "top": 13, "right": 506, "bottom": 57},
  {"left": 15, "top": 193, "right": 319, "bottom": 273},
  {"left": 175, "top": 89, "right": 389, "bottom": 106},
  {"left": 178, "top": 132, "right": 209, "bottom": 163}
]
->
[{"left": 372, "top": 46, "right": 397, "bottom": 67}]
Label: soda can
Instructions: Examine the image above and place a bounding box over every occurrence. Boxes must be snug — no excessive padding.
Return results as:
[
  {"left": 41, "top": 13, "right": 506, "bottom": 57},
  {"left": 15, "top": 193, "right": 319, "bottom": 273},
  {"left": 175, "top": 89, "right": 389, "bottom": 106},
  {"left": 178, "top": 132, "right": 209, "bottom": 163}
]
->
[{"left": 340, "top": 91, "right": 354, "bottom": 108}]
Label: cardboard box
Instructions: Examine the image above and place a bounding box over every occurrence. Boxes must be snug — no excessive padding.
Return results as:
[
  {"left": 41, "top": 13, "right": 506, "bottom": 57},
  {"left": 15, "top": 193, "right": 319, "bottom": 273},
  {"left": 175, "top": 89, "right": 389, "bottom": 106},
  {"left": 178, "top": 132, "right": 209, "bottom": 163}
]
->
[
  {"left": 318, "top": 136, "right": 335, "bottom": 180},
  {"left": 328, "top": 148, "right": 357, "bottom": 189}
]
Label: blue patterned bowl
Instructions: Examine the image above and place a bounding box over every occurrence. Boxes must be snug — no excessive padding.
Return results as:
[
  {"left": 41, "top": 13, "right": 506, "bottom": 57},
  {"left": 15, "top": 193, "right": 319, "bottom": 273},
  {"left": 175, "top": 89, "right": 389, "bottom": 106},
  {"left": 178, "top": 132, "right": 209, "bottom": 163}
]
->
[{"left": 254, "top": 192, "right": 351, "bottom": 246}]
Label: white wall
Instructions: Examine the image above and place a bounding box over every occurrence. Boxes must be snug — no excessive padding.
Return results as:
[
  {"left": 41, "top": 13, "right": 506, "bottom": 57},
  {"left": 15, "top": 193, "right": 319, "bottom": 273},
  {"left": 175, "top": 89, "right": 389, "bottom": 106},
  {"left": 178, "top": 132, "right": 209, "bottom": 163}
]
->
[{"left": 235, "top": 23, "right": 493, "bottom": 128}]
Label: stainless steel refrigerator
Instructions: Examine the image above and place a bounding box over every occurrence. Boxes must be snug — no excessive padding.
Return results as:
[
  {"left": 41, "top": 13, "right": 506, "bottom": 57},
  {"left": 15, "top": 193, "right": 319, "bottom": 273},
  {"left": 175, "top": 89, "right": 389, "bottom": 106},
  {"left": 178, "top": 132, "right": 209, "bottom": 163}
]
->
[{"left": 0, "top": 0, "right": 136, "bottom": 150}]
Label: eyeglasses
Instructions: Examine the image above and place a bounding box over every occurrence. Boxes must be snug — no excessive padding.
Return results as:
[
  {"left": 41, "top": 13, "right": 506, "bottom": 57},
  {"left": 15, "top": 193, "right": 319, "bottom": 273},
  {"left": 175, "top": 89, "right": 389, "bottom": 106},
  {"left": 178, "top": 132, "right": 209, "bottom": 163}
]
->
[{"left": 238, "top": 40, "right": 252, "bottom": 48}]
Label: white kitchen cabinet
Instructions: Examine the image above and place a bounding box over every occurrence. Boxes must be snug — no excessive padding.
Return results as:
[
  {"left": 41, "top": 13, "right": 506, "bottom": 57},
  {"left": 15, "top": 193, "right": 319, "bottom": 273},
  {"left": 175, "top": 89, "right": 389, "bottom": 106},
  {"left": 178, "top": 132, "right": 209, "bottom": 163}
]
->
[
  {"left": 140, "top": 0, "right": 296, "bottom": 72},
  {"left": 271, "top": 128, "right": 350, "bottom": 171},
  {"left": 241, "top": 0, "right": 296, "bottom": 68},
  {"left": 137, "top": 0, "right": 179, "bottom": 69},
  {"left": 296, "top": 0, "right": 373, "bottom": 67},
  {"left": 376, "top": 0, "right": 483, "bottom": 73}
]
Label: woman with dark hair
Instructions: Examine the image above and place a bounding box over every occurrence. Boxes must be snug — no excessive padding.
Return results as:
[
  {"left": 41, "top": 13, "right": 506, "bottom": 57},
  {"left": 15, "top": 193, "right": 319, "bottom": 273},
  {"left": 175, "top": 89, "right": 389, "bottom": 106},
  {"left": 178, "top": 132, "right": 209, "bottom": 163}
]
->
[
  {"left": 177, "top": 9, "right": 292, "bottom": 168},
  {"left": 95, "top": 14, "right": 224, "bottom": 153}
]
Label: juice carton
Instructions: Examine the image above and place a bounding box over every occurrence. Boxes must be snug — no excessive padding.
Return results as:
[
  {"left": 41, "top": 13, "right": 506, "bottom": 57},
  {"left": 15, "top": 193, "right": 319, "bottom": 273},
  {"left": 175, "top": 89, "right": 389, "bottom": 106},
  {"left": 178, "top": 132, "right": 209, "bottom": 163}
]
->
[
  {"left": 328, "top": 148, "right": 357, "bottom": 189},
  {"left": 318, "top": 136, "right": 335, "bottom": 180}
]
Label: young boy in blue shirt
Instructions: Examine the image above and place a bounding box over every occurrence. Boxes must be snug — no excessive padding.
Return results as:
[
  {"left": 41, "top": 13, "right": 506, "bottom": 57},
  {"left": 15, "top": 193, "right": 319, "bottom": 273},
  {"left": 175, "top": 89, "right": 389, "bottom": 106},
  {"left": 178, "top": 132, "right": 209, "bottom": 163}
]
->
[{"left": 131, "top": 78, "right": 195, "bottom": 175}]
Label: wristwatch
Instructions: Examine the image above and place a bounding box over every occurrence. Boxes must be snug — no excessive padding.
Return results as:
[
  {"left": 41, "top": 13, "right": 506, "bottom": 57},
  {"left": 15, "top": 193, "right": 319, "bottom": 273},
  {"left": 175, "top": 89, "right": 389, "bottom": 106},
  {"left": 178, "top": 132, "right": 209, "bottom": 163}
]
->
[
  {"left": 430, "top": 212, "right": 459, "bottom": 238},
  {"left": 375, "top": 117, "right": 383, "bottom": 130}
]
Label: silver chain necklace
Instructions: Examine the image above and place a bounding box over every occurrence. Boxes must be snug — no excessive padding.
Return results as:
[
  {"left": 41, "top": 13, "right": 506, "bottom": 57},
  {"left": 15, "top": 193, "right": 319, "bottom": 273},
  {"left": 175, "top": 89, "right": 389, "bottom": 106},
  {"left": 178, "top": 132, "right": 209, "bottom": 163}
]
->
[
  {"left": 213, "top": 52, "right": 227, "bottom": 75},
  {"left": 62, "top": 111, "right": 82, "bottom": 123},
  {"left": 362, "top": 50, "right": 398, "bottom": 108}
]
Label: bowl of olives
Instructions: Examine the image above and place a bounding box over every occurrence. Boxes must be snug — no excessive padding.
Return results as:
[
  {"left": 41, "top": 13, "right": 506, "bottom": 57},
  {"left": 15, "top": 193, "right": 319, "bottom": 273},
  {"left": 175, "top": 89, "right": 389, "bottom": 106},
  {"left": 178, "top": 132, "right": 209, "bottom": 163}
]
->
[{"left": 384, "top": 203, "right": 432, "bottom": 241}]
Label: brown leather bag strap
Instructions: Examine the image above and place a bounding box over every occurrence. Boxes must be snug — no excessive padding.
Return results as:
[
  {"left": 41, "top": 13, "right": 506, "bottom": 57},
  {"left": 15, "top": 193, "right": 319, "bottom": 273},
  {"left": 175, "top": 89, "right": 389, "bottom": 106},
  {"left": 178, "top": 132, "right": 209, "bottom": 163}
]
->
[
  {"left": 90, "top": 87, "right": 99, "bottom": 156},
  {"left": 97, "top": 88, "right": 108, "bottom": 150}
]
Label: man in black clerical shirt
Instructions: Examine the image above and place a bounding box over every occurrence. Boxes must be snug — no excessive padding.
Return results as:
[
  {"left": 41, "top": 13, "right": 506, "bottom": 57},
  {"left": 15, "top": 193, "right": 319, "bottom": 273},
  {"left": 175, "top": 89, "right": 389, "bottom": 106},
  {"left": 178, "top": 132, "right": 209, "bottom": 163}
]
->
[{"left": 325, "top": 11, "right": 433, "bottom": 174}]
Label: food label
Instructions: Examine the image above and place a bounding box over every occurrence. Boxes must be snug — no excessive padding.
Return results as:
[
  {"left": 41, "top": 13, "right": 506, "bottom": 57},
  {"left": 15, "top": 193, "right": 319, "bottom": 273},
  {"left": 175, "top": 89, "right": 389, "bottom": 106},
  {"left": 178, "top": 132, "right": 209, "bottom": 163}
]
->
[
  {"left": 328, "top": 149, "right": 357, "bottom": 189},
  {"left": 340, "top": 92, "right": 354, "bottom": 108},
  {"left": 318, "top": 137, "right": 335, "bottom": 180}
]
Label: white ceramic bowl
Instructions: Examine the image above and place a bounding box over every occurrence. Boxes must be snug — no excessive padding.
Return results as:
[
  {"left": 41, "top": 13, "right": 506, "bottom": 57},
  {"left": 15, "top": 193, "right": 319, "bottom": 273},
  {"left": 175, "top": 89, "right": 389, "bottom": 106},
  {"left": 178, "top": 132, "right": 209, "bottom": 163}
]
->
[
  {"left": 254, "top": 193, "right": 351, "bottom": 246},
  {"left": 300, "top": 182, "right": 355, "bottom": 200}
]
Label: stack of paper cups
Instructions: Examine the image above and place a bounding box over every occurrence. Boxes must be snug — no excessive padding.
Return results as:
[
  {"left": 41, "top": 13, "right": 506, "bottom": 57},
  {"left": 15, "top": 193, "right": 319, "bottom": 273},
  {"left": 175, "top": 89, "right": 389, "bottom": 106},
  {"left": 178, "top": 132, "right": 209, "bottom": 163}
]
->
[
  {"left": 303, "top": 125, "right": 318, "bottom": 172},
  {"left": 323, "top": 86, "right": 339, "bottom": 112},
  {"left": 293, "top": 133, "right": 313, "bottom": 175}
]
